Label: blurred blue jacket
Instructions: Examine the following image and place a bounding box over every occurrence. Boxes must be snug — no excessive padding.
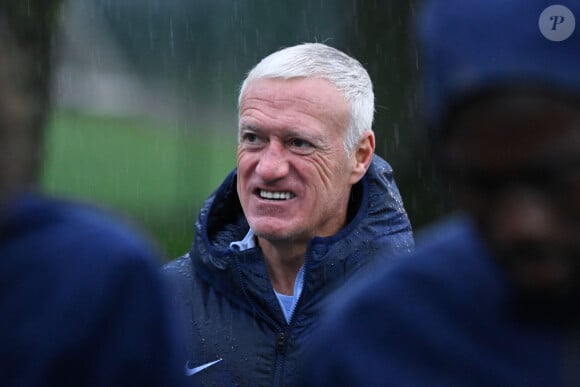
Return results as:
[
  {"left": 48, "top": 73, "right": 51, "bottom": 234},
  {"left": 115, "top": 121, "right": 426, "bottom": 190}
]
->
[
  {"left": 300, "top": 217, "right": 579, "bottom": 386},
  {"left": 0, "top": 194, "right": 186, "bottom": 387},
  {"left": 163, "top": 154, "right": 414, "bottom": 387}
]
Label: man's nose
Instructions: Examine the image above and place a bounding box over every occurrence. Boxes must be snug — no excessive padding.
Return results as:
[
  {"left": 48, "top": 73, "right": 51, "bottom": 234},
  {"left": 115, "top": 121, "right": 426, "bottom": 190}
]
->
[{"left": 255, "top": 141, "right": 289, "bottom": 181}]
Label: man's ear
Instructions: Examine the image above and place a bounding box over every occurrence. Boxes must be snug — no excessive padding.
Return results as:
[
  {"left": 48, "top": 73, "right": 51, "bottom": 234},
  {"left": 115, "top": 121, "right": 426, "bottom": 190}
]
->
[{"left": 349, "top": 130, "right": 375, "bottom": 185}]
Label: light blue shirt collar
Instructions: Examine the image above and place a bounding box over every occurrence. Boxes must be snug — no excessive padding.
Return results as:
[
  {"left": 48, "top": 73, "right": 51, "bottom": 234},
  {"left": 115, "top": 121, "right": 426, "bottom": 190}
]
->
[{"left": 229, "top": 228, "right": 257, "bottom": 251}]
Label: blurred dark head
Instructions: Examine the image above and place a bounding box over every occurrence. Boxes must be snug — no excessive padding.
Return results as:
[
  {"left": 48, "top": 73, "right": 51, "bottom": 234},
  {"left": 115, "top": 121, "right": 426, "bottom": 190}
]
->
[
  {"left": 0, "top": 0, "right": 62, "bottom": 207},
  {"left": 418, "top": 0, "right": 580, "bottom": 324}
]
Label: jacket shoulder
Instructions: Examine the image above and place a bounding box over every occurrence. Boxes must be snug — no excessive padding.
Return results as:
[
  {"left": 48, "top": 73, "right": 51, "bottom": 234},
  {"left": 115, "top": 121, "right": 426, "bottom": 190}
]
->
[{"left": 162, "top": 254, "right": 196, "bottom": 294}]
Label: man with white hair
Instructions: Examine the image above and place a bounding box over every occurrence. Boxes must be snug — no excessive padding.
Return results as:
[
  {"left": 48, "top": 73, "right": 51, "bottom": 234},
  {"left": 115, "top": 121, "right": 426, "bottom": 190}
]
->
[{"left": 163, "top": 42, "right": 413, "bottom": 386}]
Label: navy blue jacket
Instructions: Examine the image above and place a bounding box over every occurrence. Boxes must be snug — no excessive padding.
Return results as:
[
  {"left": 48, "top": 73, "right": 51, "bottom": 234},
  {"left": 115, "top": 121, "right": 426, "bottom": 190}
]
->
[
  {"left": 163, "top": 155, "right": 414, "bottom": 386},
  {"left": 301, "top": 216, "right": 580, "bottom": 386},
  {"left": 0, "top": 194, "right": 185, "bottom": 387}
]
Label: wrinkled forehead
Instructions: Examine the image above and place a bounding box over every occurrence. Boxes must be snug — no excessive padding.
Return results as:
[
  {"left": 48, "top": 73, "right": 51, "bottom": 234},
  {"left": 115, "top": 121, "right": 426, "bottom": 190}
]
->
[{"left": 238, "top": 77, "right": 350, "bottom": 133}]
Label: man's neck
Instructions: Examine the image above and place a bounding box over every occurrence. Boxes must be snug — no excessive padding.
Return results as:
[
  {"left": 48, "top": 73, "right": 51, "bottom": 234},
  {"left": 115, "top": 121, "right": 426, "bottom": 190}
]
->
[{"left": 258, "top": 237, "right": 306, "bottom": 295}]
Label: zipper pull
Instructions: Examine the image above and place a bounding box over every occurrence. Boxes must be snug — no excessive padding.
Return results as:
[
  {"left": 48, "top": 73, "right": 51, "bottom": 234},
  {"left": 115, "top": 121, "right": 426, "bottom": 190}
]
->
[{"left": 276, "top": 331, "right": 287, "bottom": 354}]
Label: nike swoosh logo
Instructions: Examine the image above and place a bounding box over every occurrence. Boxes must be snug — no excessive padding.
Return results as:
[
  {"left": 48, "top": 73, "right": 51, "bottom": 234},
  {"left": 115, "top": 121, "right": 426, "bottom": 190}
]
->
[{"left": 184, "top": 358, "right": 223, "bottom": 376}]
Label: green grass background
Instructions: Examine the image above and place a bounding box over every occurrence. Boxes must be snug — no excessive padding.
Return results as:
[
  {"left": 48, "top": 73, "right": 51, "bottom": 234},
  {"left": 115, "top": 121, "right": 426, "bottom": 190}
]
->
[{"left": 41, "top": 110, "right": 237, "bottom": 261}]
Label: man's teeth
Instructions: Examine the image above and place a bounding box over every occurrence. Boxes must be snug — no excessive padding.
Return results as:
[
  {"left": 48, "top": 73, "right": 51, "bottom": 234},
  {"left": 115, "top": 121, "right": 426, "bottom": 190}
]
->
[{"left": 259, "top": 190, "right": 295, "bottom": 200}]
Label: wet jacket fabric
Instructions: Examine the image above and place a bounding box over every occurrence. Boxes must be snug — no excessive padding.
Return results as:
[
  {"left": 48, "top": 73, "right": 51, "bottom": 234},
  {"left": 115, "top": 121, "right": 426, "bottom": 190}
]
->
[
  {"left": 162, "top": 155, "right": 414, "bottom": 387},
  {"left": 0, "top": 194, "right": 185, "bottom": 387},
  {"left": 301, "top": 216, "right": 580, "bottom": 386}
]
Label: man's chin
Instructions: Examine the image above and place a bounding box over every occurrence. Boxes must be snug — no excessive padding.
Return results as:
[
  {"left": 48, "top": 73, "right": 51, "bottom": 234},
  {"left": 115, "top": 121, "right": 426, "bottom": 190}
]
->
[
  {"left": 252, "top": 226, "right": 299, "bottom": 244},
  {"left": 249, "top": 216, "right": 303, "bottom": 238}
]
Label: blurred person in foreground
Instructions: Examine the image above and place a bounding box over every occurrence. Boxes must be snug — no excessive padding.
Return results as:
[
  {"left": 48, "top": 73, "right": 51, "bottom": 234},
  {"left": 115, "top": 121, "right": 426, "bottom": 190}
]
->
[
  {"left": 0, "top": 1, "right": 185, "bottom": 386},
  {"left": 163, "top": 42, "right": 414, "bottom": 386},
  {"left": 300, "top": 1, "right": 580, "bottom": 386}
]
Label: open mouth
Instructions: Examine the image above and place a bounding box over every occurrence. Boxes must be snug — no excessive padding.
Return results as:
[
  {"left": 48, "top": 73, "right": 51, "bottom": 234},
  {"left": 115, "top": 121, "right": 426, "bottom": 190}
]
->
[{"left": 258, "top": 189, "right": 296, "bottom": 200}]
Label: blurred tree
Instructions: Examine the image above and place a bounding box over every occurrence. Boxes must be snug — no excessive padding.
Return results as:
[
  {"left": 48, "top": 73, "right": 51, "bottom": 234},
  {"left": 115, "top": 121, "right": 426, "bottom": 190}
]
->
[
  {"left": 97, "top": 0, "right": 345, "bottom": 110},
  {"left": 339, "top": 0, "right": 449, "bottom": 229}
]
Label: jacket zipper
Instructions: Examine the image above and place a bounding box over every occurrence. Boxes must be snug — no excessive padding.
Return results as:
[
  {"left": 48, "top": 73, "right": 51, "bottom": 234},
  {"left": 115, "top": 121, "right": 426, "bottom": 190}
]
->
[
  {"left": 233, "top": 255, "right": 288, "bottom": 386},
  {"left": 272, "top": 331, "right": 287, "bottom": 386},
  {"left": 272, "top": 263, "right": 308, "bottom": 387}
]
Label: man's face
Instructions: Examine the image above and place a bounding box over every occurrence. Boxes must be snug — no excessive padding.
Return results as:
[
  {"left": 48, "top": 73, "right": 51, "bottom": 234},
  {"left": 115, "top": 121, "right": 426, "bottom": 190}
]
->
[
  {"left": 441, "top": 92, "right": 580, "bottom": 319},
  {"left": 237, "top": 77, "right": 361, "bottom": 245}
]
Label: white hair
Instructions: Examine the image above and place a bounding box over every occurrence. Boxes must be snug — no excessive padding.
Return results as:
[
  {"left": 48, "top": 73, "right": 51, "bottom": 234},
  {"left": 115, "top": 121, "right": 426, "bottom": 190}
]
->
[{"left": 238, "top": 43, "right": 374, "bottom": 155}]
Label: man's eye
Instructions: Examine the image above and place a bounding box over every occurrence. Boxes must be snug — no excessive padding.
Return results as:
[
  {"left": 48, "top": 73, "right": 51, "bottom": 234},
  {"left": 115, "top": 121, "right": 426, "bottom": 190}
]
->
[
  {"left": 290, "top": 138, "right": 312, "bottom": 148},
  {"left": 242, "top": 133, "right": 257, "bottom": 142},
  {"left": 289, "top": 138, "right": 316, "bottom": 155},
  {"left": 241, "top": 132, "right": 262, "bottom": 145},
  {"left": 239, "top": 132, "right": 266, "bottom": 149}
]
